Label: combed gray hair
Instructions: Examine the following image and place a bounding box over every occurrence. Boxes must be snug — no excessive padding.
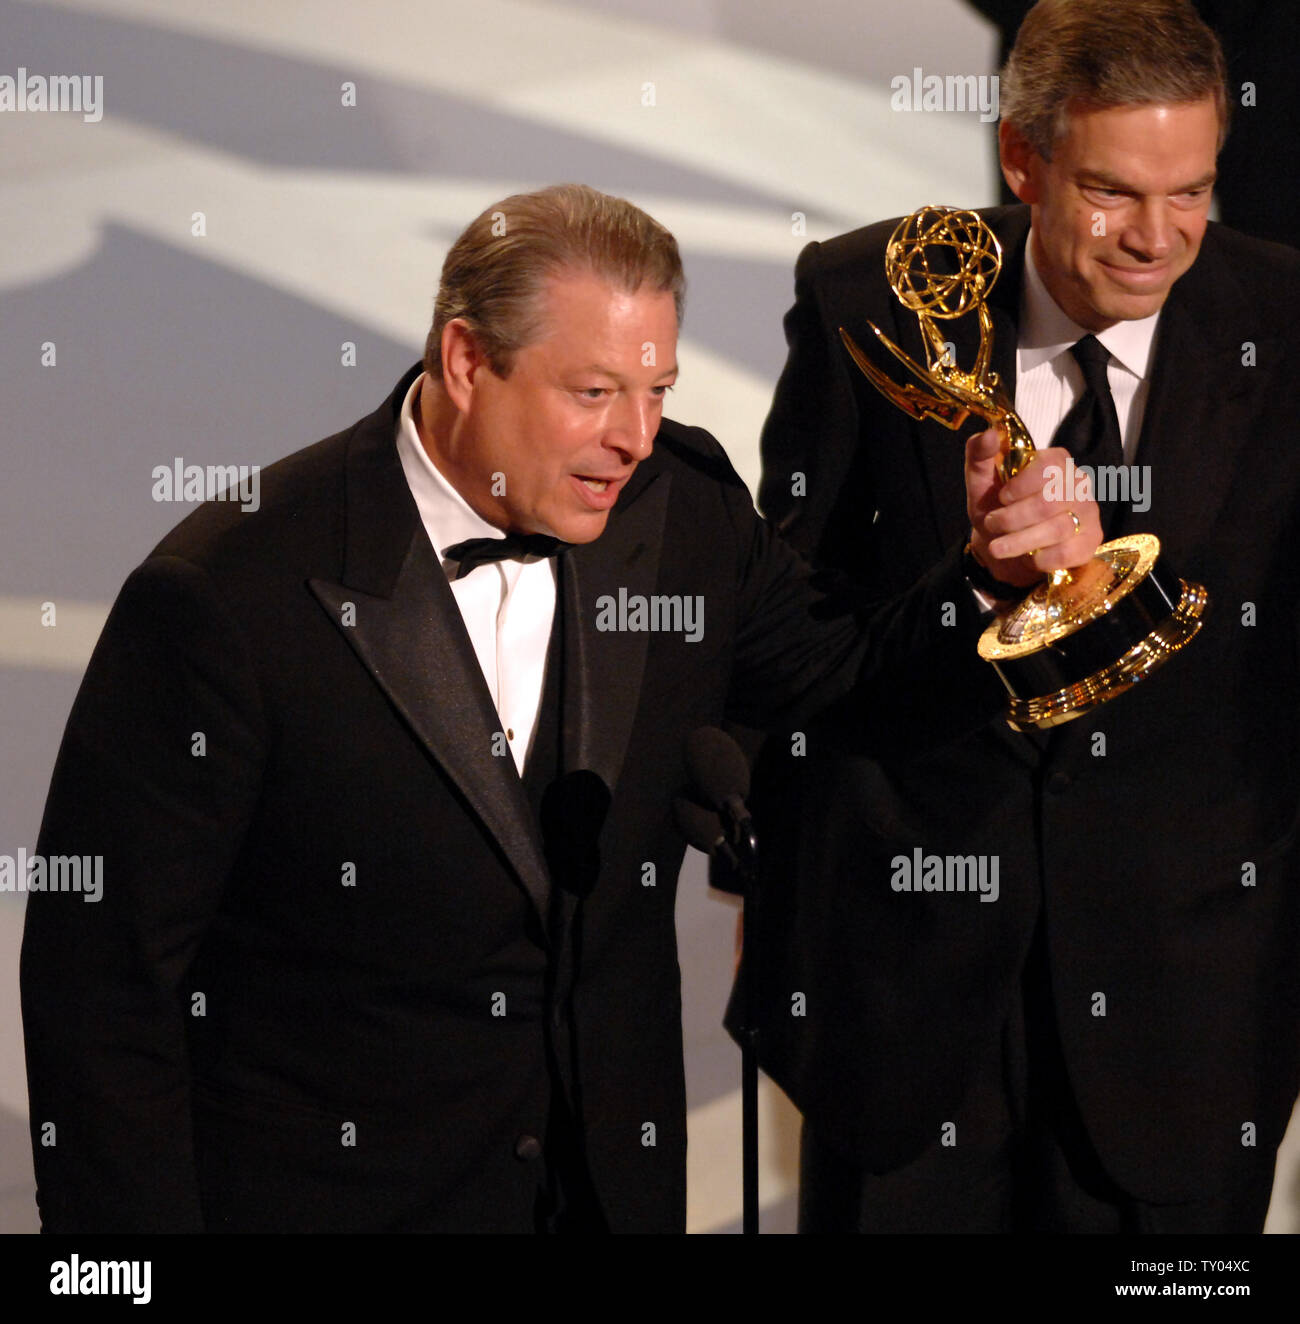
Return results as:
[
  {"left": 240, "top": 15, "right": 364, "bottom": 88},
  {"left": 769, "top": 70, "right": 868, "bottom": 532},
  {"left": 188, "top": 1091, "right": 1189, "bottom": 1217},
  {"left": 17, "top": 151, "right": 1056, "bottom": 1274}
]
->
[
  {"left": 424, "top": 183, "right": 685, "bottom": 380},
  {"left": 1000, "top": 0, "right": 1229, "bottom": 159}
]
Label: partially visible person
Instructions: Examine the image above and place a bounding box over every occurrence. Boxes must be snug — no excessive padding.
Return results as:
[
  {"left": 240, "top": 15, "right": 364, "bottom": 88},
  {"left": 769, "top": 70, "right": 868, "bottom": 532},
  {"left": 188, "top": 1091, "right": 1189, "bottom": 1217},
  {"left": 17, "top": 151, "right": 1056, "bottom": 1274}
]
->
[
  {"left": 743, "top": 0, "right": 1300, "bottom": 1233},
  {"left": 969, "top": 0, "right": 1300, "bottom": 247}
]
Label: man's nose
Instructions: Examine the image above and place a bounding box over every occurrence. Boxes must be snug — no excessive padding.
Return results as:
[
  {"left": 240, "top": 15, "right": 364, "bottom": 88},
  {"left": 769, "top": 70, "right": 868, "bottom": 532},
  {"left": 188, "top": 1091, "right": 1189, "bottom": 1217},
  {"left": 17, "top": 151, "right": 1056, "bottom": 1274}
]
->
[
  {"left": 605, "top": 396, "right": 657, "bottom": 462},
  {"left": 1124, "top": 197, "right": 1174, "bottom": 260}
]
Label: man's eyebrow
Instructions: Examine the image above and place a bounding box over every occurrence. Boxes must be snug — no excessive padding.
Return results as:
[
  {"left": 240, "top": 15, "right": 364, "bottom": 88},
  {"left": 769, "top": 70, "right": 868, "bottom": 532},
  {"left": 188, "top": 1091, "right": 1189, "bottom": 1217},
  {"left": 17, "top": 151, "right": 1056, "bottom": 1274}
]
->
[
  {"left": 1077, "top": 169, "right": 1218, "bottom": 192},
  {"left": 1176, "top": 170, "right": 1219, "bottom": 192},
  {"left": 571, "top": 363, "right": 680, "bottom": 380}
]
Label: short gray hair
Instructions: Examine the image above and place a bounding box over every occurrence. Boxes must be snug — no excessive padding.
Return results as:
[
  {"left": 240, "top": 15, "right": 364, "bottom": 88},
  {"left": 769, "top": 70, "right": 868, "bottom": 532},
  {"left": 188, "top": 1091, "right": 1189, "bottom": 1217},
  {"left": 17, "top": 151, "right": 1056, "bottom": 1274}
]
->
[
  {"left": 1000, "top": 0, "right": 1229, "bottom": 159},
  {"left": 423, "top": 183, "right": 686, "bottom": 379}
]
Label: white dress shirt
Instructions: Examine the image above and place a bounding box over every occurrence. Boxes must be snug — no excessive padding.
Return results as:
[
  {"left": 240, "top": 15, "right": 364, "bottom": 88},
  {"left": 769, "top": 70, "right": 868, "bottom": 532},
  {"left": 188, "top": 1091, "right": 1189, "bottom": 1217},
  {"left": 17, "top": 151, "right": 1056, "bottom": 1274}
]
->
[
  {"left": 394, "top": 371, "right": 556, "bottom": 777},
  {"left": 1015, "top": 231, "right": 1161, "bottom": 461}
]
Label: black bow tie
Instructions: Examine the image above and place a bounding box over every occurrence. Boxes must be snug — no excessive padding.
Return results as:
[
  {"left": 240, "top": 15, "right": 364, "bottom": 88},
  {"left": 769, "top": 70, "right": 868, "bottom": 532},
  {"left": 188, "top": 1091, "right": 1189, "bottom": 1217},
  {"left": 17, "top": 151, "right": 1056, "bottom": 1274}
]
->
[{"left": 442, "top": 532, "right": 570, "bottom": 580}]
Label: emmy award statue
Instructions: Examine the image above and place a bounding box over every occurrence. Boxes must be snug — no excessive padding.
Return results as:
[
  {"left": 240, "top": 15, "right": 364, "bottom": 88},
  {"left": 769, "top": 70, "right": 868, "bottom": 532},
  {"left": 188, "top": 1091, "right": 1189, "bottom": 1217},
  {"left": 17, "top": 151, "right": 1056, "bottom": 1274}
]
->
[{"left": 840, "top": 205, "right": 1208, "bottom": 731}]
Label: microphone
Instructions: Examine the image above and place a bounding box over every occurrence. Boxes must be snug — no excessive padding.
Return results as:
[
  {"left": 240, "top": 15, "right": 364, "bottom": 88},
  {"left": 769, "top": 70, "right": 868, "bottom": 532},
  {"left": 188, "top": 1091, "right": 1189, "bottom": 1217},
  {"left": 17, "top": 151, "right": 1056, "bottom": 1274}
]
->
[
  {"left": 540, "top": 770, "right": 611, "bottom": 898},
  {"left": 683, "top": 726, "right": 763, "bottom": 1234},
  {"left": 672, "top": 796, "right": 743, "bottom": 895},
  {"left": 682, "top": 727, "right": 757, "bottom": 874},
  {"left": 672, "top": 796, "right": 730, "bottom": 857}
]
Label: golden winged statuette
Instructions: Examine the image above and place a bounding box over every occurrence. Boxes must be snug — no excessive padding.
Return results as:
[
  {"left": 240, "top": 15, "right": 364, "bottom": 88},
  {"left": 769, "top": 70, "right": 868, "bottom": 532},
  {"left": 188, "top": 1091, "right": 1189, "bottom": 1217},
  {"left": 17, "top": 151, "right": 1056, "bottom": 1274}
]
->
[{"left": 839, "top": 205, "right": 1207, "bottom": 731}]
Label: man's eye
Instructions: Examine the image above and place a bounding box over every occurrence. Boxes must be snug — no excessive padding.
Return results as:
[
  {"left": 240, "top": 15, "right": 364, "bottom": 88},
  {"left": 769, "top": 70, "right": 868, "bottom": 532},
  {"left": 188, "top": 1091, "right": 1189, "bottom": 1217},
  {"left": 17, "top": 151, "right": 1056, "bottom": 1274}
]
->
[
  {"left": 1085, "top": 187, "right": 1124, "bottom": 202},
  {"left": 652, "top": 384, "right": 674, "bottom": 397},
  {"left": 577, "top": 388, "right": 608, "bottom": 399}
]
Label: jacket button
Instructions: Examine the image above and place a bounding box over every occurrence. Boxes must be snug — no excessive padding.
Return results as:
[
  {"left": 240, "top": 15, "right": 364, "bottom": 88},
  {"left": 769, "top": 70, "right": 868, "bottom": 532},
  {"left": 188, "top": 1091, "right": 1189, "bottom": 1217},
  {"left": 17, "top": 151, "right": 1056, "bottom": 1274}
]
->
[
  {"left": 515, "top": 1134, "right": 543, "bottom": 1162},
  {"left": 1046, "top": 771, "right": 1072, "bottom": 795}
]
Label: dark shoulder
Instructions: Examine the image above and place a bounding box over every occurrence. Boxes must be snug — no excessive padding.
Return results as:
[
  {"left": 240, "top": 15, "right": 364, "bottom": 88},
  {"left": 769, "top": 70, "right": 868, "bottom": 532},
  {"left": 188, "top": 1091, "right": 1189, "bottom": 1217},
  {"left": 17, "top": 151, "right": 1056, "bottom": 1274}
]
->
[
  {"left": 147, "top": 419, "right": 359, "bottom": 580},
  {"left": 1196, "top": 222, "right": 1300, "bottom": 306},
  {"left": 792, "top": 204, "right": 1028, "bottom": 326},
  {"left": 648, "top": 416, "right": 750, "bottom": 497},
  {"left": 802, "top": 203, "right": 1027, "bottom": 281},
  {"left": 637, "top": 417, "right": 762, "bottom": 565}
]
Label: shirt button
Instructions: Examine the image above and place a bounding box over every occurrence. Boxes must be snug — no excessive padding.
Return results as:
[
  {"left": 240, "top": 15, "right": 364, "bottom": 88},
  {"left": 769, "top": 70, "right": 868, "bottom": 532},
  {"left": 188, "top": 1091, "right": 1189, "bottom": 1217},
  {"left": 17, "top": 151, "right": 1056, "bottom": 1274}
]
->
[
  {"left": 507, "top": 728, "right": 515, "bottom": 741},
  {"left": 1046, "top": 771, "right": 1072, "bottom": 795},
  {"left": 515, "top": 1134, "right": 543, "bottom": 1162}
]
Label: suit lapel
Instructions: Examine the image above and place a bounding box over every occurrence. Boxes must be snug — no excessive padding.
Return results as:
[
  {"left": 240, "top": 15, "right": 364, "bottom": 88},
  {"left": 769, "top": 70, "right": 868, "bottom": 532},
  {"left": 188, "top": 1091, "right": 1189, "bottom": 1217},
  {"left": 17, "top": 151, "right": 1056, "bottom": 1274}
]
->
[
  {"left": 308, "top": 367, "right": 554, "bottom": 926},
  {"left": 561, "top": 467, "right": 671, "bottom": 797},
  {"left": 1118, "top": 234, "right": 1261, "bottom": 560},
  {"left": 1052, "top": 230, "right": 1261, "bottom": 763}
]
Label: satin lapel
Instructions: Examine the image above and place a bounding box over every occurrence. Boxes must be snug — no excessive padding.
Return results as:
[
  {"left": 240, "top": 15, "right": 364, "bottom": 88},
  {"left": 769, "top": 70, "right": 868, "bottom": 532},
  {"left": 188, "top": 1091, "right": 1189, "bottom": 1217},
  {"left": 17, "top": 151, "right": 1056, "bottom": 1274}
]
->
[
  {"left": 560, "top": 468, "right": 671, "bottom": 798},
  {"left": 309, "top": 539, "right": 553, "bottom": 924},
  {"left": 1113, "top": 245, "right": 1259, "bottom": 559},
  {"left": 1051, "top": 234, "right": 1260, "bottom": 765},
  {"left": 307, "top": 368, "right": 553, "bottom": 927}
]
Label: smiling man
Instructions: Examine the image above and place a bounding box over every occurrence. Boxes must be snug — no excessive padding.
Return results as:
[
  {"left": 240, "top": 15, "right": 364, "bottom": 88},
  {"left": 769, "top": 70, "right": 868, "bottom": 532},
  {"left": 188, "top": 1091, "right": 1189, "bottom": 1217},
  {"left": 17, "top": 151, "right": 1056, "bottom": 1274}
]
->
[
  {"left": 745, "top": 0, "right": 1300, "bottom": 1233},
  {"left": 1005, "top": 97, "right": 1220, "bottom": 330},
  {"left": 21, "top": 183, "right": 949, "bottom": 1235}
]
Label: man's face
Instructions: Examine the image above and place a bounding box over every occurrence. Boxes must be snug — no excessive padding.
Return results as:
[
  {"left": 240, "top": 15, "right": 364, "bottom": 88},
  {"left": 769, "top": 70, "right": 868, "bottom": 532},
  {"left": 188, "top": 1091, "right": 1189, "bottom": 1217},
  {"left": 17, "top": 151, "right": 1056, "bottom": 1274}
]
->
[
  {"left": 1001, "top": 98, "right": 1219, "bottom": 331},
  {"left": 451, "top": 271, "right": 678, "bottom": 544}
]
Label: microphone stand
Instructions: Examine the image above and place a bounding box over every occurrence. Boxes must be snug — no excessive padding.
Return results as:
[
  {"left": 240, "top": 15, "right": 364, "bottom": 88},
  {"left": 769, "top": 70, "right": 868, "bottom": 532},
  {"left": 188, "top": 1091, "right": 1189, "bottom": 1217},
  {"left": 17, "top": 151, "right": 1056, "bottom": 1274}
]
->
[{"left": 720, "top": 796, "right": 760, "bottom": 1236}]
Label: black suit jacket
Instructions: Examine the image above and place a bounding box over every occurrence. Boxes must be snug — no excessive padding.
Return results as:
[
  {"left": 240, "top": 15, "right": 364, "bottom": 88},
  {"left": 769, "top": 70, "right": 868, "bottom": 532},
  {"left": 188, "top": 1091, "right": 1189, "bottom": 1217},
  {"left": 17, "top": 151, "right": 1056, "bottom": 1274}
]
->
[
  {"left": 746, "top": 206, "right": 1300, "bottom": 1204},
  {"left": 20, "top": 363, "right": 970, "bottom": 1233}
]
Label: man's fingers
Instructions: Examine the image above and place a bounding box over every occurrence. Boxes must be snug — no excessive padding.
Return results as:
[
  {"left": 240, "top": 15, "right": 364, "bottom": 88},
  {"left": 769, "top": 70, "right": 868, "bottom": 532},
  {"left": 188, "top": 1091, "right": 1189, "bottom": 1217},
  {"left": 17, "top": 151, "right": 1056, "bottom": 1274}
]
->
[
  {"left": 997, "top": 445, "right": 1089, "bottom": 504},
  {"left": 965, "top": 427, "right": 1004, "bottom": 467},
  {"left": 985, "top": 491, "right": 1097, "bottom": 537},
  {"left": 965, "top": 427, "right": 1009, "bottom": 522},
  {"left": 984, "top": 491, "right": 1053, "bottom": 537},
  {"left": 988, "top": 508, "right": 1097, "bottom": 566}
]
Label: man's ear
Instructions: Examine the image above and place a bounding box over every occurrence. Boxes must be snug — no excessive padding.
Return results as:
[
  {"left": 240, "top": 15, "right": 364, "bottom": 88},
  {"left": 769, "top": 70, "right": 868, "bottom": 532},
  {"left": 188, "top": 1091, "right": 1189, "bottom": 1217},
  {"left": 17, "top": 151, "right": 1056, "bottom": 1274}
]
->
[
  {"left": 999, "top": 120, "right": 1040, "bottom": 205},
  {"left": 440, "top": 319, "right": 490, "bottom": 413}
]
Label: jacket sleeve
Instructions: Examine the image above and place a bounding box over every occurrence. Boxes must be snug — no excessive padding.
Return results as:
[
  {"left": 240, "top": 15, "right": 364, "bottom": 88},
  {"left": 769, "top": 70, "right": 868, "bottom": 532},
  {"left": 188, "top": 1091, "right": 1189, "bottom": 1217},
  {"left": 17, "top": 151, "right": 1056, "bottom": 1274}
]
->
[
  {"left": 724, "top": 233, "right": 1010, "bottom": 753},
  {"left": 723, "top": 483, "right": 1004, "bottom": 755},
  {"left": 20, "top": 554, "right": 266, "bottom": 1232},
  {"left": 719, "top": 238, "right": 1009, "bottom": 752}
]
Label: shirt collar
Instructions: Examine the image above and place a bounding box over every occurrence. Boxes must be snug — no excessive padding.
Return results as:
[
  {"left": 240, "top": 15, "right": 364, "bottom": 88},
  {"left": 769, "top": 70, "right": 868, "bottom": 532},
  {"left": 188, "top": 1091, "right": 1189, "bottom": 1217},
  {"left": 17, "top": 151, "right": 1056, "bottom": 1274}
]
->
[
  {"left": 1018, "top": 228, "right": 1160, "bottom": 381},
  {"left": 394, "top": 371, "right": 505, "bottom": 567}
]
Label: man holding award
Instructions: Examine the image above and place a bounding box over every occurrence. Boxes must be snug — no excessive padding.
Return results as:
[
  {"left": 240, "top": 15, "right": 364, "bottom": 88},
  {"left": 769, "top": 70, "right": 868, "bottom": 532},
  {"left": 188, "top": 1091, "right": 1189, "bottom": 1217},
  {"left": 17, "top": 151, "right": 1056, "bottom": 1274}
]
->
[{"left": 746, "top": 0, "right": 1300, "bottom": 1232}]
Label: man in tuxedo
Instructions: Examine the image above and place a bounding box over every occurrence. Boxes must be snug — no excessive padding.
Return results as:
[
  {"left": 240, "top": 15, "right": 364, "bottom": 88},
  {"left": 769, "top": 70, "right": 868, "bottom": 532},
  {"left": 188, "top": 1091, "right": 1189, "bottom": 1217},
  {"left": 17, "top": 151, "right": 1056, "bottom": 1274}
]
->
[
  {"left": 746, "top": 0, "right": 1300, "bottom": 1232},
  {"left": 19, "top": 183, "right": 966, "bottom": 1234}
]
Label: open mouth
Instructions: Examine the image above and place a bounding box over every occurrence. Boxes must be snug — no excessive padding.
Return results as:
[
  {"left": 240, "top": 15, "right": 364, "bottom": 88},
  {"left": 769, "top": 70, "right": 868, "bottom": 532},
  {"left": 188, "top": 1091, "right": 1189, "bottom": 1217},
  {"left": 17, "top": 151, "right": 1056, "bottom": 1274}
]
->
[{"left": 571, "top": 473, "right": 625, "bottom": 509}]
